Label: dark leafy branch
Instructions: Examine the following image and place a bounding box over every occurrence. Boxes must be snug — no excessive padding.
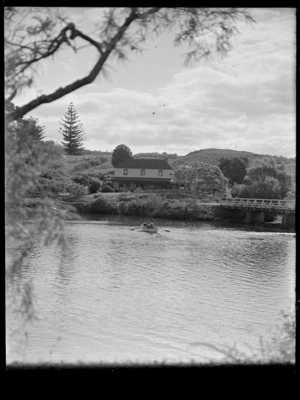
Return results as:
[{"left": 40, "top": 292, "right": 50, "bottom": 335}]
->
[{"left": 5, "top": 7, "right": 254, "bottom": 123}]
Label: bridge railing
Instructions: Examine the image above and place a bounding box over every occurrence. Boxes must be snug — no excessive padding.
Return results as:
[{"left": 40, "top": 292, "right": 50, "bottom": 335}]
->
[{"left": 220, "top": 198, "right": 295, "bottom": 210}]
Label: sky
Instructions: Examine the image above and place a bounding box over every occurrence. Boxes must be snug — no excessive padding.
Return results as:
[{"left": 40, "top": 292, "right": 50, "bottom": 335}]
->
[{"left": 13, "top": 7, "right": 296, "bottom": 157}]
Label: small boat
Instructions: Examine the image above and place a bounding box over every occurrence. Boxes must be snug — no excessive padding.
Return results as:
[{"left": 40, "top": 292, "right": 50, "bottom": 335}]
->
[{"left": 140, "top": 222, "right": 158, "bottom": 233}]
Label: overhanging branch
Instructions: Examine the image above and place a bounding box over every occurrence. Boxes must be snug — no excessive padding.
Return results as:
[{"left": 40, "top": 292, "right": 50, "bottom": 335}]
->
[{"left": 6, "top": 7, "right": 162, "bottom": 123}]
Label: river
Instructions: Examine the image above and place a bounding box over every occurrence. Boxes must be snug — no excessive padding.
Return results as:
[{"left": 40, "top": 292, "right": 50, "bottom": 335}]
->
[{"left": 6, "top": 215, "right": 295, "bottom": 365}]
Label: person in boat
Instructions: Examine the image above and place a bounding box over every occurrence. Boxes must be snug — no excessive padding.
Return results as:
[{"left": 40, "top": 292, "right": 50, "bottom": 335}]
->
[{"left": 142, "top": 221, "right": 154, "bottom": 229}]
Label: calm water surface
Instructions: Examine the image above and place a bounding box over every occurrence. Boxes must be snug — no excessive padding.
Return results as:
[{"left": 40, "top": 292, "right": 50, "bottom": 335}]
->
[{"left": 6, "top": 215, "right": 295, "bottom": 364}]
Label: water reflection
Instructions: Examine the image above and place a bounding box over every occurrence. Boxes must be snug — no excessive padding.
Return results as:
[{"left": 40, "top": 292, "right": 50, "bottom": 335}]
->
[{"left": 57, "top": 233, "right": 79, "bottom": 287}]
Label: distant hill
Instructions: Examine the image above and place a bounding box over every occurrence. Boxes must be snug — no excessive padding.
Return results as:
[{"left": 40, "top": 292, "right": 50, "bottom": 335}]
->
[
  {"left": 169, "top": 148, "right": 295, "bottom": 168},
  {"left": 168, "top": 148, "right": 295, "bottom": 186}
]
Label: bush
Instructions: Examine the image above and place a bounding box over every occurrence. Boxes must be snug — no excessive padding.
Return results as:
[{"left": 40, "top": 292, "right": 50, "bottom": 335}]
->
[
  {"left": 82, "top": 195, "right": 118, "bottom": 213},
  {"left": 102, "top": 184, "right": 114, "bottom": 192},
  {"left": 66, "top": 181, "right": 88, "bottom": 197},
  {"left": 72, "top": 173, "right": 103, "bottom": 194},
  {"left": 36, "top": 178, "right": 65, "bottom": 197},
  {"left": 89, "top": 177, "right": 101, "bottom": 194},
  {"left": 40, "top": 163, "right": 69, "bottom": 180},
  {"left": 35, "top": 175, "right": 88, "bottom": 197},
  {"left": 72, "top": 173, "right": 91, "bottom": 187},
  {"left": 117, "top": 201, "right": 130, "bottom": 215}
]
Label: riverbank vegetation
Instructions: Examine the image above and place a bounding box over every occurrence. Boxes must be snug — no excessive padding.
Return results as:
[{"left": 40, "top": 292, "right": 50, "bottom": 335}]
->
[
  {"left": 75, "top": 192, "right": 220, "bottom": 221},
  {"left": 5, "top": 115, "right": 70, "bottom": 323}
]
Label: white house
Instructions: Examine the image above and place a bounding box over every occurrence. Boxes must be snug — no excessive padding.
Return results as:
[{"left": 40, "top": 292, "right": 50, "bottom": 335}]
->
[{"left": 111, "top": 158, "right": 174, "bottom": 191}]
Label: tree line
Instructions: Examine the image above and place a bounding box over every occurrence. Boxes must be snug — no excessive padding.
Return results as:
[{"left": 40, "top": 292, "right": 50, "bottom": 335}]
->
[{"left": 173, "top": 156, "right": 293, "bottom": 200}]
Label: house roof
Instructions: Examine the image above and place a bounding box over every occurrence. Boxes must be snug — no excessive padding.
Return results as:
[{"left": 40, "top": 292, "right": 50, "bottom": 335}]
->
[{"left": 115, "top": 158, "right": 173, "bottom": 169}]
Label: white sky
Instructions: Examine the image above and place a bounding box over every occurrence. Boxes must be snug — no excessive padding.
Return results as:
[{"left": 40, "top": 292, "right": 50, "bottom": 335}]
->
[{"left": 13, "top": 7, "right": 296, "bottom": 157}]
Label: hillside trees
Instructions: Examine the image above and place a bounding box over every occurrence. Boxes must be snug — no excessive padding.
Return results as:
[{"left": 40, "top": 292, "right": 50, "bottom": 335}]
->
[
  {"left": 5, "top": 7, "right": 254, "bottom": 122},
  {"left": 174, "top": 162, "right": 227, "bottom": 198},
  {"left": 60, "top": 102, "right": 85, "bottom": 155},
  {"left": 112, "top": 144, "right": 133, "bottom": 167},
  {"left": 219, "top": 157, "right": 248, "bottom": 185},
  {"left": 232, "top": 157, "right": 292, "bottom": 199}
]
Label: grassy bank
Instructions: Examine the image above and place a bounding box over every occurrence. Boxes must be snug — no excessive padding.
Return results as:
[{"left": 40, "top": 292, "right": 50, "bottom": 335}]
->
[{"left": 71, "top": 193, "right": 219, "bottom": 221}]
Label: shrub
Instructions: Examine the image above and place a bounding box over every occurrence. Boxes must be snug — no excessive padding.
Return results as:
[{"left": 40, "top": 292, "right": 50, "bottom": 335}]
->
[
  {"left": 89, "top": 177, "right": 101, "bottom": 194},
  {"left": 83, "top": 195, "right": 118, "bottom": 213},
  {"left": 36, "top": 178, "right": 65, "bottom": 197},
  {"left": 72, "top": 173, "right": 91, "bottom": 187},
  {"left": 40, "top": 163, "right": 69, "bottom": 180},
  {"left": 117, "top": 201, "right": 129, "bottom": 215},
  {"left": 102, "top": 184, "right": 114, "bottom": 192},
  {"left": 66, "top": 181, "right": 88, "bottom": 197}
]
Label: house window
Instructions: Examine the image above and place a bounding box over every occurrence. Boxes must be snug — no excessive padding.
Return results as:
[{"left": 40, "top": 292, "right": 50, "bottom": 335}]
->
[
  {"left": 158, "top": 170, "right": 163, "bottom": 177},
  {"left": 141, "top": 169, "right": 145, "bottom": 176},
  {"left": 123, "top": 169, "right": 128, "bottom": 175}
]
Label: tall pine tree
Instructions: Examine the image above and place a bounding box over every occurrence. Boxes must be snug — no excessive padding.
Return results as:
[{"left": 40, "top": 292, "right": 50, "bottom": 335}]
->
[{"left": 60, "top": 102, "right": 85, "bottom": 155}]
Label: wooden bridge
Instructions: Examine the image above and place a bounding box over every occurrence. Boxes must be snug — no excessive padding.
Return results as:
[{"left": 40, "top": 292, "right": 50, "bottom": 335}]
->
[
  {"left": 219, "top": 198, "right": 295, "bottom": 213},
  {"left": 217, "top": 198, "right": 295, "bottom": 229}
]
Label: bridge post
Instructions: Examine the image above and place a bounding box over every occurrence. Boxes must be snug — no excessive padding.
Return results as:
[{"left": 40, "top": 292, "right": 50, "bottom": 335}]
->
[
  {"left": 252, "top": 211, "right": 265, "bottom": 223},
  {"left": 245, "top": 209, "right": 265, "bottom": 224},
  {"left": 245, "top": 208, "right": 252, "bottom": 223},
  {"left": 282, "top": 213, "right": 295, "bottom": 229}
]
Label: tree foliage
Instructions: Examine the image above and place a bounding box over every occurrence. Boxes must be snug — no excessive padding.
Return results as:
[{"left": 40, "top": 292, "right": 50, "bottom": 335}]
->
[
  {"left": 89, "top": 177, "right": 102, "bottom": 194},
  {"left": 174, "top": 162, "right": 227, "bottom": 198},
  {"left": 111, "top": 144, "right": 133, "bottom": 167},
  {"left": 60, "top": 102, "right": 85, "bottom": 155},
  {"left": 72, "top": 173, "right": 101, "bottom": 194},
  {"left": 5, "top": 131, "right": 70, "bottom": 322},
  {"left": 5, "top": 7, "right": 254, "bottom": 122},
  {"left": 6, "top": 101, "right": 45, "bottom": 148},
  {"left": 219, "top": 156, "right": 248, "bottom": 185},
  {"left": 232, "top": 157, "right": 292, "bottom": 199}
]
